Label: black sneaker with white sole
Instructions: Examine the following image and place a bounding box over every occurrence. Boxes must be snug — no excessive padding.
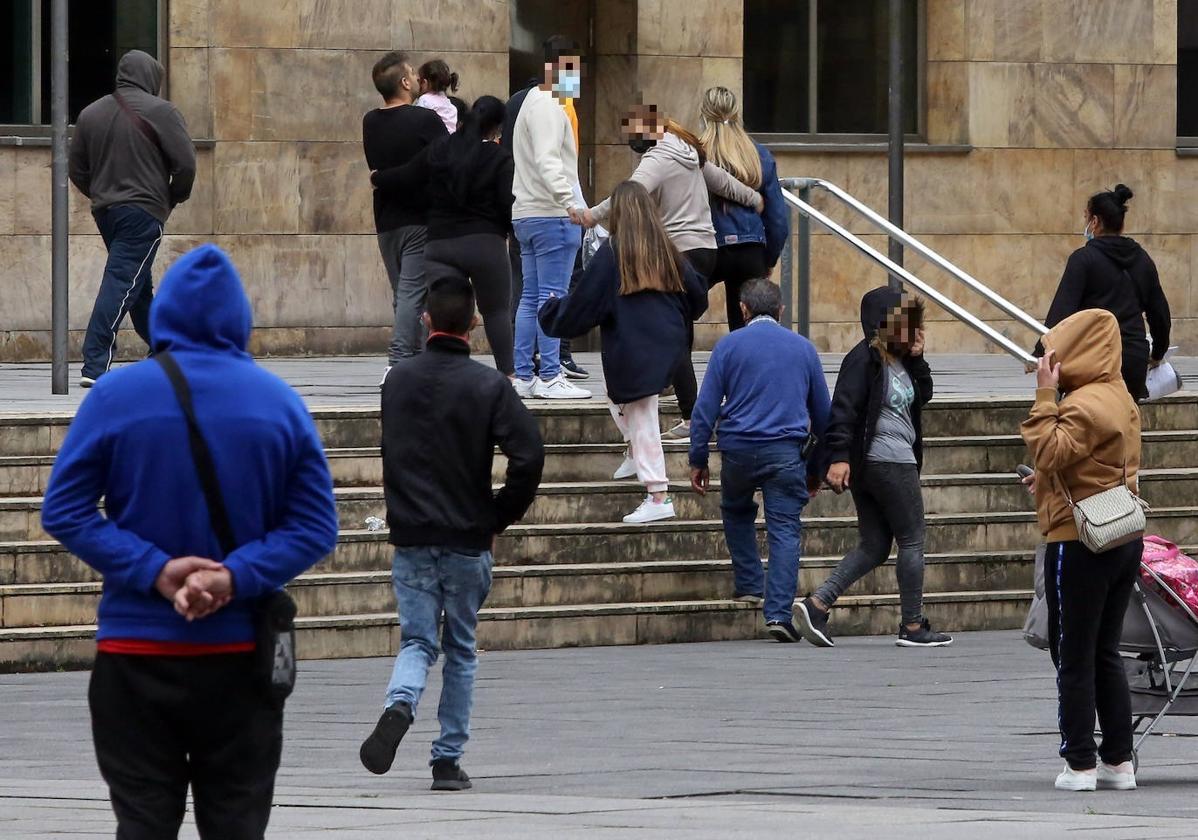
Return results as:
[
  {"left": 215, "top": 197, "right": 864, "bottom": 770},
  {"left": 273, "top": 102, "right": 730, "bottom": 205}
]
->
[
  {"left": 359, "top": 701, "right": 413, "bottom": 774},
  {"left": 896, "top": 618, "right": 953, "bottom": 647},
  {"left": 765, "top": 620, "right": 800, "bottom": 643},
  {"left": 431, "top": 758, "right": 473, "bottom": 791},
  {"left": 794, "top": 597, "right": 835, "bottom": 647},
  {"left": 561, "top": 358, "right": 590, "bottom": 380}
]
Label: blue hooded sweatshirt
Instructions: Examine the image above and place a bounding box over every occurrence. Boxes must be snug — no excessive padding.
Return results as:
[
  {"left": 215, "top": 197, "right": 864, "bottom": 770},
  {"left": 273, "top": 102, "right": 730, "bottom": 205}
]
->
[{"left": 41, "top": 244, "right": 339, "bottom": 646}]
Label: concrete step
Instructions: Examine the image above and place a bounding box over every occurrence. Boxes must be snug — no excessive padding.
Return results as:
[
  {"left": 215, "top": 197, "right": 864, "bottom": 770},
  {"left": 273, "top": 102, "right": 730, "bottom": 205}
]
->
[
  {"left": 6, "top": 507, "right": 1196, "bottom": 585},
  {"left": 0, "top": 549, "right": 1046, "bottom": 629},
  {"left": 0, "top": 589, "right": 1033, "bottom": 671}
]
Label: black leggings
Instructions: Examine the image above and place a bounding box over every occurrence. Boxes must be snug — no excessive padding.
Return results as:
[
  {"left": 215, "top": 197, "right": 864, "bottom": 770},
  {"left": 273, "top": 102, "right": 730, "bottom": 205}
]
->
[
  {"left": 425, "top": 233, "right": 514, "bottom": 375},
  {"left": 710, "top": 243, "right": 769, "bottom": 331},
  {"left": 674, "top": 248, "right": 717, "bottom": 421}
]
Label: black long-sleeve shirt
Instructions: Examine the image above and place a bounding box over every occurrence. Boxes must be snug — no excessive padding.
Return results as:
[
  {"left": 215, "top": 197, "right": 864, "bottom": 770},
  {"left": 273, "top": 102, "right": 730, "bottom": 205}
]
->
[{"left": 362, "top": 104, "right": 447, "bottom": 233}]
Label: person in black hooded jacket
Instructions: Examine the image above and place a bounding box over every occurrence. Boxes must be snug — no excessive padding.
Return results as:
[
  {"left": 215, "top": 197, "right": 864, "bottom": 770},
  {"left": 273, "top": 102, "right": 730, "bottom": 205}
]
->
[
  {"left": 793, "top": 286, "right": 953, "bottom": 649},
  {"left": 1036, "top": 184, "right": 1171, "bottom": 401}
]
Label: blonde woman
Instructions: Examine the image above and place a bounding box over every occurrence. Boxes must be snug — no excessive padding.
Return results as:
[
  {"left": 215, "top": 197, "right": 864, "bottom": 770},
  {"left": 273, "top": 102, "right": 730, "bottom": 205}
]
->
[
  {"left": 699, "top": 86, "right": 790, "bottom": 330},
  {"left": 541, "top": 181, "right": 708, "bottom": 523}
]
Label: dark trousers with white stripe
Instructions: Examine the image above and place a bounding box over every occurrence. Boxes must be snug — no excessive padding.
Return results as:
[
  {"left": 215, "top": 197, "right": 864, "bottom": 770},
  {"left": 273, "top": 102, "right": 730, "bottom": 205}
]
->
[
  {"left": 82, "top": 205, "right": 164, "bottom": 380},
  {"left": 1045, "top": 539, "right": 1141, "bottom": 770}
]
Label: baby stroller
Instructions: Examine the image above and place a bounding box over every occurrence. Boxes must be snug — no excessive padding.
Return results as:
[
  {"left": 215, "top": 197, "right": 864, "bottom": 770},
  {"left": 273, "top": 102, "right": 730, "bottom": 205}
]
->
[{"left": 1120, "top": 538, "right": 1198, "bottom": 770}]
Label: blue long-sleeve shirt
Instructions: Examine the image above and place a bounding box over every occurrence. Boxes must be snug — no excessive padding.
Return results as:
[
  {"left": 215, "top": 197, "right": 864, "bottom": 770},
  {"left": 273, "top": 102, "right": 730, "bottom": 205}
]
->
[
  {"left": 689, "top": 318, "right": 831, "bottom": 472},
  {"left": 41, "top": 244, "right": 339, "bottom": 645}
]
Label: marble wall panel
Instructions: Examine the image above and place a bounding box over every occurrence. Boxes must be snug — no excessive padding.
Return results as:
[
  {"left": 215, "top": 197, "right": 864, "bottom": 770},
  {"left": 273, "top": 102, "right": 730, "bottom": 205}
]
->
[
  {"left": 967, "top": 62, "right": 1034, "bottom": 148},
  {"left": 404, "top": 50, "right": 509, "bottom": 103},
  {"left": 211, "top": 0, "right": 392, "bottom": 49},
  {"left": 170, "top": 0, "right": 210, "bottom": 48},
  {"left": 1139, "top": 234, "right": 1193, "bottom": 318},
  {"left": 1072, "top": 150, "right": 1198, "bottom": 236},
  {"left": 595, "top": 0, "right": 638, "bottom": 56},
  {"left": 393, "top": 0, "right": 510, "bottom": 54},
  {"left": 166, "top": 149, "right": 216, "bottom": 236},
  {"left": 0, "top": 236, "right": 50, "bottom": 330},
  {"left": 68, "top": 236, "right": 116, "bottom": 330},
  {"left": 0, "top": 150, "right": 14, "bottom": 235},
  {"left": 213, "top": 142, "right": 302, "bottom": 233},
  {"left": 343, "top": 234, "right": 393, "bottom": 325},
  {"left": 635, "top": 55, "right": 740, "bottom": 129},
  {"left": 594, "top": 54, "right": 639, "bottom": 146},
  {"left": 1114, "top": 64, "right": 1176, "bottom": 150},
  {"left": 926, "top": 61, "right": 969, "bottom": 146},
  {"left": 1041, "top": 0, "right": 1158, "bottom": 64},
  {"left": 964, "top": 0, "right": 1044, "bottom": 62},
  {"left": 807, "top": 234, "right": 891, "bottom": 323},
  {"left": 638, "top": 0, "right": 742, "bottom": 58},
  {"left": 13, "top": 150, "right": 96, "bottom": 236},
  {"left": 592, "top": 144, "right": 641, "bottom": 202},
  {"left": 213, "top": 234, "right": 349, "bottom": 328},
  {"left": 296, "top": 142, "right": 373, "bottom": 235},
  {"left": 1154, "top": 0, "right": 1179, "bottom": 64},
  {"left": 169, "top": 48, "right": 212, "bottom": 140},
  {"left": 927, "top": 0, "right": 966, "bottom": 61},
  {"left": 1032, "top": 64, "right": 1114, "bottom": 149}
]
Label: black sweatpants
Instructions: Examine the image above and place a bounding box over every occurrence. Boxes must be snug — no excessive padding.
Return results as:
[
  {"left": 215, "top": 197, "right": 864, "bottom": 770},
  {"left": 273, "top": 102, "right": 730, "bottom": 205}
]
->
[
  {"left": 89, "top": 652, "right": 284, "bottom": 840},
  {"left": 1044, "top": 539, "right": 1141, "bottom": 770},
  {"left": 674, "top": 247, "right": 717, "bottom": 420},
  {"left": 425, "top": 233, "right": 515, "bottom": 375},
  {"left": 710, "top": 243, "right": 769, "bottom": 331}
]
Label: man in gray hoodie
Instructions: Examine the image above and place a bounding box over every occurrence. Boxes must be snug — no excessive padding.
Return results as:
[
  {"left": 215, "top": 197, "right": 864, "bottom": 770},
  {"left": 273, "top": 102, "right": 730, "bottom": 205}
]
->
[{"left": 69, "top": 50, "right": 196, "bottom": 388}]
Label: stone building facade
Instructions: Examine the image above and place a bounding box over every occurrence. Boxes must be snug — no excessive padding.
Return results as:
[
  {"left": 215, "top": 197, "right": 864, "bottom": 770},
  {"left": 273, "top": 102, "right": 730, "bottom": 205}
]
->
[{"left": 0, "top": 0, "right": 1192, "bottom": 361}]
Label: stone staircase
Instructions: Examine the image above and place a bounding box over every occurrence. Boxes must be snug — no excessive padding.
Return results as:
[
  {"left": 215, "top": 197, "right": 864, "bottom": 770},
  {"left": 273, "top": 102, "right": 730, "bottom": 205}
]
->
[{"left": 1, "top": 395, "right": 1196, "bottom": 671}]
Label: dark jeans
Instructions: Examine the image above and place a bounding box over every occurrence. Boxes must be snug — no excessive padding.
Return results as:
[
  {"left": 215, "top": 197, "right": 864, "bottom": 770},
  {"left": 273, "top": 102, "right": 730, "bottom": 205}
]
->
[
  {"left": 1045, "top": 539, "right": 1141, "bottom": 770},
  {"left": 719, "top": 442, "right": 809, "bottom": 623},
  {"left": 425, "top": 233, "right": 515, "bottom": 375},
  {"left": 674, "top": 248, "right": 717, "bottom": 420},
  {"left": 711, "top": 243, "right": 768, "bottom": 331},
  {"left": 89, "top": 652, "right": 283, "bottom": 840},
  {"left": 82, "top": 205, "right": 164, "bottom": 379},
  {"left": 814, "top": 461, "right": 926, "bottom": 625}
]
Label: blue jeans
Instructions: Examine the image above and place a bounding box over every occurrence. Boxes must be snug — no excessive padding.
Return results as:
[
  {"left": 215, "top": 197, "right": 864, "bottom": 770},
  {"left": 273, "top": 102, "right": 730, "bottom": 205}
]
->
[
  {"left": 82, "top": 205, "right": 164, "bottom": 379},
  {"left": 513, "top": 217, "right": 581, "bottom": 381},
  {"left": 385, "top": 546, "right": 493, "bottom": 762},
  {"left": 719, "top": 442, "right": 809, "bottom": 623}
]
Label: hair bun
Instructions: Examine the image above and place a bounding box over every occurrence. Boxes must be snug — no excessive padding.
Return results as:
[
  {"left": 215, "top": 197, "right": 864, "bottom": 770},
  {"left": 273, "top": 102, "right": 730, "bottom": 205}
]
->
[{"left": 1113, "top": 183, "right": 1134, "bottom": 205}]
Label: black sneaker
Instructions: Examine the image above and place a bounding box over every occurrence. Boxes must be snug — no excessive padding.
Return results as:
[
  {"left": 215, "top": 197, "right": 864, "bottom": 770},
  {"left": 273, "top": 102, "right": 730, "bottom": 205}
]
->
[
  {"left": 359, "top": 702, "right": 413, "bottom": 774},
  {"left": 794, "top": 597, "right": 835, "bottom": 648},
  {"left": 431, "top": 758, "right": 473, "bottom": 791},
  {"left": 896, "top": 618, "right": 953, "bottom": 647},
  {"left": 765, "top": 620, "right": 800, "bottom": 643},
  {"left": 561, "top": 358, "right": 590, "bottom": 380}
]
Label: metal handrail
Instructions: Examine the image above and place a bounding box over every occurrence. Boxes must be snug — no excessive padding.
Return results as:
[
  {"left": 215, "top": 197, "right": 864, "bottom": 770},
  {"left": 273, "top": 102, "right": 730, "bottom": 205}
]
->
[{"left": 778, "top": 184, "right": 1039, "bottom": 369}]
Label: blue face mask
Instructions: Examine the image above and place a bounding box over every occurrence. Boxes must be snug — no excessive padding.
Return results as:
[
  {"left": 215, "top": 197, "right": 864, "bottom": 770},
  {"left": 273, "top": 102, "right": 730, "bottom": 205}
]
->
[
  {"left": 1084, "top": 220, "right": 1095, "bottom": 241},
  {"left": 554, "top": 69, "right": 582, "bottom": 99}
]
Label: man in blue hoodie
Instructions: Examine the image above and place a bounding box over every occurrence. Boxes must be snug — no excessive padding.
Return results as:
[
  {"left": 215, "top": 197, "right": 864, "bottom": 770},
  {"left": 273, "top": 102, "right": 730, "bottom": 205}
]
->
[
  {"left": 41, "top": 244, "right": 339, "bottom": 840},
  {"left": 688, "top": 279, "right": 831, "bottom": 643}
]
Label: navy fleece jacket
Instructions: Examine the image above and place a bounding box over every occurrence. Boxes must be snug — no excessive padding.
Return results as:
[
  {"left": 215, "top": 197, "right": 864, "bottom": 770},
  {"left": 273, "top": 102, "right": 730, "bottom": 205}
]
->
[{"left": 41, "top": 244, "right": 339, "bottom": 645}]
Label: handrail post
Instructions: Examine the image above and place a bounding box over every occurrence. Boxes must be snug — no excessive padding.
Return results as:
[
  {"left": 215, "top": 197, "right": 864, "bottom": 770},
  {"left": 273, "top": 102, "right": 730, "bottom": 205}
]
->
[
  {"left": 50, "top": 0, "right": 69, "bottom": 394},
  {"left": 796, "top": 181, "right": 811, "bottom": 336},
  {"left": 779, "top": 216, "right": 793, "bottom": 330}
]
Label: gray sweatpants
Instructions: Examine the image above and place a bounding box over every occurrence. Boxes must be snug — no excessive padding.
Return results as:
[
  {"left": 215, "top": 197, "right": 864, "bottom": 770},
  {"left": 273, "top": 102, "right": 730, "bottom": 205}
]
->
[
  {"left": 813, "top": 461, "right": 926, "bottom": 625},
  {"left": 378, "top": 225, "right": 428, "bottom": 364}
]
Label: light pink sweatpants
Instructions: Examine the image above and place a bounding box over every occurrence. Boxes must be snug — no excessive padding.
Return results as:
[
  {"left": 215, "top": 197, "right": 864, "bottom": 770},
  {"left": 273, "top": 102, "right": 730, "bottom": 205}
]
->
[{"left": 608, "top": 395, "right": 668, "bottom": 493}]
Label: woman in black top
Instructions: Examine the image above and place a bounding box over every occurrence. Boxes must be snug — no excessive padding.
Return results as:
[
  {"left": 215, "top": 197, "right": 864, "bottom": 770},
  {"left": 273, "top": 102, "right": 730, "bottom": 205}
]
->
[
  {"left": 372, "top": 96, "right": 517, "bottom": 376},
  {"left": 1039, "top": 184, "right": 1171, "bottom": 400}
]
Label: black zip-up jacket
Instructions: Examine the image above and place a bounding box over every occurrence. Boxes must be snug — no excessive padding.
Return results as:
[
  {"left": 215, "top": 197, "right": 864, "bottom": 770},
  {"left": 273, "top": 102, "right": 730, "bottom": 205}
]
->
[
  {"left": 1036, "top": 235, "right": 1171, "bottom": 361},
  {"left": 382, "top": 336, "right": 544, "bottom": 549},
  {"left": 823, "top": 287, "right": 934, "bottom": 472}
]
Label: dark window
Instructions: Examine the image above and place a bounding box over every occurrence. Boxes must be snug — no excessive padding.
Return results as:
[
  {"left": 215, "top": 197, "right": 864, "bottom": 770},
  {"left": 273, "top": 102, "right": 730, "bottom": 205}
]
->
[
  {"left": 744, "top": 0, "right": 920, "bottom": 137},
  {"left": 1180, "top": 5, "right": 1198, "bottom": 139},
  {"left": 1, "top": 0, "right": 159, "bottom": 127}
]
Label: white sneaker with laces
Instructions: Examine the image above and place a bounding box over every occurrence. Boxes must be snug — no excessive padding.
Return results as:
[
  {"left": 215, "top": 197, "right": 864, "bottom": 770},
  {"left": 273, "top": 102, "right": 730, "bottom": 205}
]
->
[
  {"left": 378, "top": 366, "right": 391, "bottom": 388},
  {"left": 512, "top": 378, "right": 536, "bottom": 399},
  {"left": 662, "top": 420, "right": 690, "bottom": 441},
  {"left": 622, "top": 496, "right": 675, "bottom": 524},
  {"left": 613, "top": 454, "right": 638, "bottom": 480},
  {"left": 1054, "top": 765, "right": 1097, "bottom": 791},
  {"left": 79, "top": 376, "right": 96, "bottom": 389},
  {"left": 533, "top": 375, "right": 591, "bottom": 400},
  {"left": 1097, "top": 762, "right": 1136, "bottom": 790}
]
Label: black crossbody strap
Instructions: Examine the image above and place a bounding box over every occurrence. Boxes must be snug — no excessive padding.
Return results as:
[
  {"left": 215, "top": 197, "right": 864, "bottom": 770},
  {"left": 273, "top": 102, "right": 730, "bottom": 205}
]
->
[{"left": 154, "top": 352, "right": 237, "bottom": 557}]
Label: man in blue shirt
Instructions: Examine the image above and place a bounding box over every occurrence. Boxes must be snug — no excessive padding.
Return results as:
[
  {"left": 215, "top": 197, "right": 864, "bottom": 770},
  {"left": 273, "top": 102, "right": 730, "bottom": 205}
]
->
[{"left": 689, "top": 279, "right": 831, "bottom": 642}]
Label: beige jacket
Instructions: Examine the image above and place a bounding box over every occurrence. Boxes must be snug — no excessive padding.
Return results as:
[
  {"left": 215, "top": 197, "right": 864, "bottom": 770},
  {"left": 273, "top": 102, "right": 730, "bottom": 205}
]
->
[
  {"left": 511, "top": 86, "right": 580, "bottom": 220},
  {"left": 1021, "top": 309, "right": 1142, "bottom": 542}
]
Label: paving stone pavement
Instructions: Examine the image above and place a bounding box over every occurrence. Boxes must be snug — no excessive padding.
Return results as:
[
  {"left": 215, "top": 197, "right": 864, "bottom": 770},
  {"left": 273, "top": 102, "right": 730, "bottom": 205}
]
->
[
  {"left": 2, "top": 353, "right": 1196, "bottom": 414},
  {"left": 2, "top": 631, "right": 1197, "bottom": 838}
]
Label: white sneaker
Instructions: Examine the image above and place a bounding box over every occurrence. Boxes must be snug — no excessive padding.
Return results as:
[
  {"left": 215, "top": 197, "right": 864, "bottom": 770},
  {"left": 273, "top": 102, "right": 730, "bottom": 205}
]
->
[
  {"left": 533, "top": 375, "right": 591, "bottom": 400},
  {"left": 1054, "top": 765, "right": 1097, "bottom": 792},
  {"left": 613, "top": 454, "right": 638, "bottom": 481},
  {"left": 662, "top": 420, "right": 690, "bottom": 441},
  {"left": 378, "top": 366, "right": 391, "bottom": 388},
  {"left": 79, "top": 376, "right": 96, "bottom": 389},
  {"left": 512, "top": 378, "right": 536, "bottom": 399},
  {"left": 1097, "top": 762, "right": 1136, "bottom": 790},
  {"left": 622, "top": 496, "right": 675, "bottom": 524}
]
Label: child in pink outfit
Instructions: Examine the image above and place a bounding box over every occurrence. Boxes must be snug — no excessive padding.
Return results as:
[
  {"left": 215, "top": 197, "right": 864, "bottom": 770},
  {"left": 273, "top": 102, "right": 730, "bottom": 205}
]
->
[{"left": 417, "top": 59, "right": 460, "bottom": 133}]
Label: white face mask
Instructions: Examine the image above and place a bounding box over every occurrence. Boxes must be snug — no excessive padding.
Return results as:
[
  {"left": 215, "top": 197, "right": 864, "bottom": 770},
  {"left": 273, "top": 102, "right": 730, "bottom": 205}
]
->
[{"left": 1083, "top": 219, "right": 1095, "bottom": 241}]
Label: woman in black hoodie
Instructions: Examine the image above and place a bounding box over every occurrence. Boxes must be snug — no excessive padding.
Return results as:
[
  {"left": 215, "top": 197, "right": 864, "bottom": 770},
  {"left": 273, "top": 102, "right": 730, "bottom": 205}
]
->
[
  {"left": 1038, "top": 184, "right": 1171, "bottom": 400},
  {"left": 794, "top": 287, "right": 953, "bottom": 649}
]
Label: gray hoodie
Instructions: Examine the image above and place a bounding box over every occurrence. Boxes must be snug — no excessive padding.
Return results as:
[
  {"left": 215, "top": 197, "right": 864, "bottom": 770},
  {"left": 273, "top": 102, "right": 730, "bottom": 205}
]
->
[
  {"left": 69, "top": 50, "right": 196, "bottom": 223},
  {"left": 590, "top": 132, "right": 762, "bottom": 252}
]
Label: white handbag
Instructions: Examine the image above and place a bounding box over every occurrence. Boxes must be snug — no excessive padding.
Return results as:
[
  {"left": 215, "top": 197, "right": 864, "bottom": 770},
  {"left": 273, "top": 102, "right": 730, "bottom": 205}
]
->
[{"left": 1059, "top": 466, "right": 1149, "bottom": 554}]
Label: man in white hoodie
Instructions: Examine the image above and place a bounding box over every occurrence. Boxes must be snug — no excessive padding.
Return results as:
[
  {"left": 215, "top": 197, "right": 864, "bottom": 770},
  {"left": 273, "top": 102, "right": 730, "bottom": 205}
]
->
[{"left": 509, "top": 41, "right": 591, "bottom": 400}]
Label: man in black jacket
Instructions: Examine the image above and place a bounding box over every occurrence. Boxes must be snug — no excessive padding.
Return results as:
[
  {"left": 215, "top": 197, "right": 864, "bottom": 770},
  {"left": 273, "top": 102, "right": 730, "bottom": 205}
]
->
[
  {"left": 360, "top": 275, "right": 544, "bottom": 790},
  {"left": 69, "top": 50, "right": 196, "bottom": 388}
]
